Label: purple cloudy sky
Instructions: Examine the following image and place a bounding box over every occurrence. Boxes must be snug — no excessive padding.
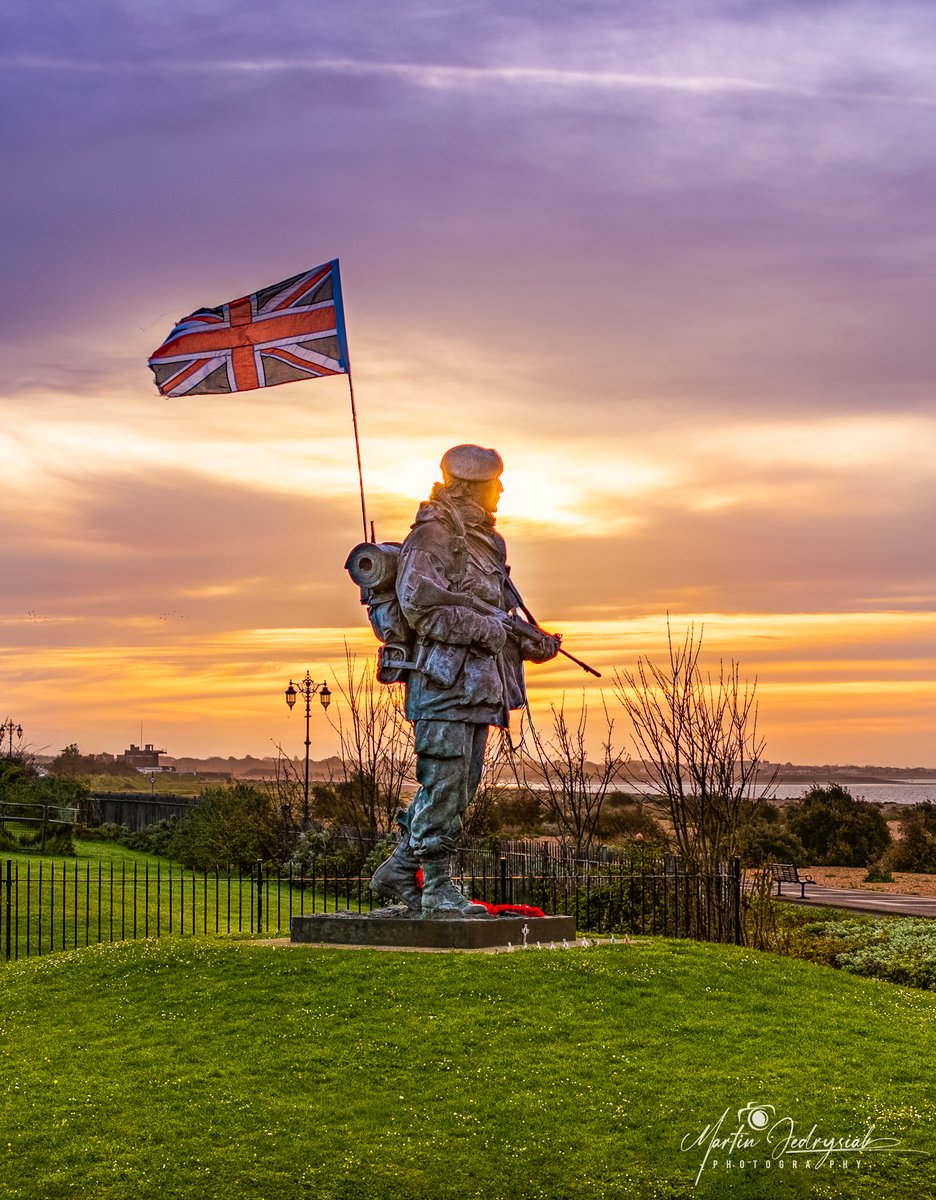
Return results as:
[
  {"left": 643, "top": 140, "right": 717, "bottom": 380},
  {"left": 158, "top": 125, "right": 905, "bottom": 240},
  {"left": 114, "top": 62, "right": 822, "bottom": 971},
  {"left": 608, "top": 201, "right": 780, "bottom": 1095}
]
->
[{"left": 1, "top": 0, "right": 934, "bottom": 763}]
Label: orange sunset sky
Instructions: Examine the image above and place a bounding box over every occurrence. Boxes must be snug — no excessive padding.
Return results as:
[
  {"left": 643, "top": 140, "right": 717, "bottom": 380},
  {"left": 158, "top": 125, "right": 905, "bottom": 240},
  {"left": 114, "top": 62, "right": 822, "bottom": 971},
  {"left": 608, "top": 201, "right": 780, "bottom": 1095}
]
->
[{"left": 2, "top": 2, "right": 935, "bottom": 766}]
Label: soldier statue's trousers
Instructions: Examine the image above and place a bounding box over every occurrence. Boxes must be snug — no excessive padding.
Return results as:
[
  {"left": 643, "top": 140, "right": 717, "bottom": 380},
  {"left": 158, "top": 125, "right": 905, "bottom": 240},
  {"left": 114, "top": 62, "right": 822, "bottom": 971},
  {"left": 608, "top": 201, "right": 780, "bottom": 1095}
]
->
[{"left": 407, "top": 719, "right": 489, "bottom": 860}]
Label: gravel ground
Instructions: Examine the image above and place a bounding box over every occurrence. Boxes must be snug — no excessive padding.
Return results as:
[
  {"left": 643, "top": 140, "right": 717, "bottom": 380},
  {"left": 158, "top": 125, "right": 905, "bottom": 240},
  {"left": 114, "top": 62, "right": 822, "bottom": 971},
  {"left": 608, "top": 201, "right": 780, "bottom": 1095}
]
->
[{"left": 804, "top": 865, "right": 936, "bottom": 897}]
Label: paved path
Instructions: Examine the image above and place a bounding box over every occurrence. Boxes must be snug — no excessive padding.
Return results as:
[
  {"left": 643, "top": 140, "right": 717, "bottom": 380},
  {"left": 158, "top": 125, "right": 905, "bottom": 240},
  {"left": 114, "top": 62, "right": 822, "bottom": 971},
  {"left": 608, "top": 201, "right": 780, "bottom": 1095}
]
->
[{"left": 777, "top": 884, "right": 936, "bottom": 918}]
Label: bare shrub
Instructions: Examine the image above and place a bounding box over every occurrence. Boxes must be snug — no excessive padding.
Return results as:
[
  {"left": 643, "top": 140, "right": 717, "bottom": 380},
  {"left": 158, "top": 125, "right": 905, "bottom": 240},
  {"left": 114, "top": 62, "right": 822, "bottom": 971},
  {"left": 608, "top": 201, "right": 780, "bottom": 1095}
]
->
[
  {"left": 512, "top": 695, "right": 628, "bottom": 855},
  {"left": 613, "top": 620, "right": 777, "bottom": 872},
  {"left": 326, "top": 648, "right": 415, "bottom": 836}
]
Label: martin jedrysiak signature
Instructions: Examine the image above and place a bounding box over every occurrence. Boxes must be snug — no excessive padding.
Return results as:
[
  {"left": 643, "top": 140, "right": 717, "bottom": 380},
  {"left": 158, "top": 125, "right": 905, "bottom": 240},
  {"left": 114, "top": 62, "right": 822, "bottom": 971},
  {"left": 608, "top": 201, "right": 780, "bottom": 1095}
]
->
[{"left": 681, "top": 1101, "right": 926, "bottom": 1186}]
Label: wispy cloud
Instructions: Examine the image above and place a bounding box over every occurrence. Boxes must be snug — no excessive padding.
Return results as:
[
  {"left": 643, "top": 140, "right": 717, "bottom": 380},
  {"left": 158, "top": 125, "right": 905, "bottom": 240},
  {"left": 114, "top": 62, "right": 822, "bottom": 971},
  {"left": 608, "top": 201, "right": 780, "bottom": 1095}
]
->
[
  {"left": 3, "top": 0, "right": 934, "bottom": 764},
  {"left": 4, "top": 54, "right": 936, "bottom": 107}
]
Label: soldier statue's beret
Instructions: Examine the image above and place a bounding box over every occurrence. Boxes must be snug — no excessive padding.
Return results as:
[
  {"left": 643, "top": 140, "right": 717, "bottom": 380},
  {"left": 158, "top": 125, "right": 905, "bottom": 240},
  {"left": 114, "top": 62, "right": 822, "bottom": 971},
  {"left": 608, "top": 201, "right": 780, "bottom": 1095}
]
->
[{"left": 440, "top": 444, "right": 504, "bottom": 482}]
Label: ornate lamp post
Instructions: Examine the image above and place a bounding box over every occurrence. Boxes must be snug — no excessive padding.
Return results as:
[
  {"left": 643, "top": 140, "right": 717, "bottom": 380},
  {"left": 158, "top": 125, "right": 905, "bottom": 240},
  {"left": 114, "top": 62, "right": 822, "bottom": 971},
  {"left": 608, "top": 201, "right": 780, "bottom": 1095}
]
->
[
  {"left": 1, "top": 719, "right": 23, "bottom": 757},
  {"left": 284, "top": 673, "right": 331, "bottom": 824}
]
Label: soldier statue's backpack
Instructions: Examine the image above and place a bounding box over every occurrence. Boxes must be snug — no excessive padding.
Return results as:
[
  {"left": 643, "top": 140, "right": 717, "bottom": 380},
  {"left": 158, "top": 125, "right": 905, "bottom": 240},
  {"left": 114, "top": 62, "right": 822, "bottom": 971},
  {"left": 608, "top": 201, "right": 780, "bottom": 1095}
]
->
[{"left": 344, "top": 542, "right": 418, "bottom": 683}]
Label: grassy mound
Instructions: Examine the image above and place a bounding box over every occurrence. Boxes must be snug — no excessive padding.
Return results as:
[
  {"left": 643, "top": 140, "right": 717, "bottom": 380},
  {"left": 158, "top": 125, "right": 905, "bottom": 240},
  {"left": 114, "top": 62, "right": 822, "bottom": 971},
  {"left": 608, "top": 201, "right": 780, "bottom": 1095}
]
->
[{"left": 1, "top": 939, "right": 934, "bottom": 1200}]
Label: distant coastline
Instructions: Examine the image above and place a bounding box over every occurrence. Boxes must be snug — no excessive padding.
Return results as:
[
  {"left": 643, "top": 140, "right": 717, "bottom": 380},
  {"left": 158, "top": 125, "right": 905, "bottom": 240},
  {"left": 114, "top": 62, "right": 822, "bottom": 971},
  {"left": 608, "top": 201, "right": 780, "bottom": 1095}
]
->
[
  {"left": 766, "top": 764, "right": 936, "bottom": 806},
  {"left": 30, "top": 752, "right": 936, "bottom": 806},
  {"left": 150, "top": 756, "right": 936, "bottom": 807}
]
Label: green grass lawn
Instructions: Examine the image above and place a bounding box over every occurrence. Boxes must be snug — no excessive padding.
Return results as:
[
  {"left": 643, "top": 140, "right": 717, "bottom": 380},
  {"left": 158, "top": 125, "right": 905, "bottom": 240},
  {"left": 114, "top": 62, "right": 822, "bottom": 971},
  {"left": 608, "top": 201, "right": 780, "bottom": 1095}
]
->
[
  {"left": 76, "top": 772, "right": 205, "bottom": 795},
  {"left": 1, "top": 938, "right": 934, "bottom": 1200},
  {"left": 4, "top": 838, "right": 172, "bottom": 870}
]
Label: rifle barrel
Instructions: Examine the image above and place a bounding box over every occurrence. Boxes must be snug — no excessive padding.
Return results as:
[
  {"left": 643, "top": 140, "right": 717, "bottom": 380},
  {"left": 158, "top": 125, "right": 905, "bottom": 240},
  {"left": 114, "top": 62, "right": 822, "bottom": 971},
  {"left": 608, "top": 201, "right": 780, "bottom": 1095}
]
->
[
  {"left": 503, "top": 579, "right": 602, "bottom": 678},
  {"left": 558, "top": 647, "right": 601, "bottom": 677}
]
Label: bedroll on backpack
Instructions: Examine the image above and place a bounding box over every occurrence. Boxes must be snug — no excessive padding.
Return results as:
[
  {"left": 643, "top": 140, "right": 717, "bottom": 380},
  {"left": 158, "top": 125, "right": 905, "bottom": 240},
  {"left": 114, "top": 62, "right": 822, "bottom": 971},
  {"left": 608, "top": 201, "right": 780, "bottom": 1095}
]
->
[{"left": 344, "top": 542, "right": 418, "bottom": 683}]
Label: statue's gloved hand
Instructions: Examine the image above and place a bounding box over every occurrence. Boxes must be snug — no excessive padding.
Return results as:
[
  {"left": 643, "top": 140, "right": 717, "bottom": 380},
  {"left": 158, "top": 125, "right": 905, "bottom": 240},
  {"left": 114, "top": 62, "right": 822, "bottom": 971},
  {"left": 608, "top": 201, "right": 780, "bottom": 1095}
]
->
[
  {"left": 476, "top": 616, "right": 508, "bottom": 655},
  {"left": 521, "top": 628, "right": 562, "bottom": 663}
]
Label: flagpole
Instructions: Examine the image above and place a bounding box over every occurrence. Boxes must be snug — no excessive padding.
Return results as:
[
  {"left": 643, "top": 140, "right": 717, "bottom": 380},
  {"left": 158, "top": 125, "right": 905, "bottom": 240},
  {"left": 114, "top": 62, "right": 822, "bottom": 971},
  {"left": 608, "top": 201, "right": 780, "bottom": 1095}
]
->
[{"left": 347, "top": 370, "right": 370, "bottom": 543}]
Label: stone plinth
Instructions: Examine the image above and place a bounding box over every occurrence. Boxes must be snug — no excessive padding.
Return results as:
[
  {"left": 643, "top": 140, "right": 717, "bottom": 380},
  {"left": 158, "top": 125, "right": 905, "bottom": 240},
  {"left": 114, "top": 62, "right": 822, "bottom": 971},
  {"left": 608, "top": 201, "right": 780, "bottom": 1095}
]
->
[{"left": 290, "top": 911, "right": 577, "bottom": 950}]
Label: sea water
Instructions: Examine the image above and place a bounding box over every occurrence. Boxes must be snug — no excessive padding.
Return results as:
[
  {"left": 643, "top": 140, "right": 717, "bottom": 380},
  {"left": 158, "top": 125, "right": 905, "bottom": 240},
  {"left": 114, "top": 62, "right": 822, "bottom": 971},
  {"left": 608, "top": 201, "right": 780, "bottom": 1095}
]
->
[
  {"left": 770, "top": 781, "right": 936, "bottom": 806},
  {"left": 619, "top": 780, "right": 936, "bottom": 806}
]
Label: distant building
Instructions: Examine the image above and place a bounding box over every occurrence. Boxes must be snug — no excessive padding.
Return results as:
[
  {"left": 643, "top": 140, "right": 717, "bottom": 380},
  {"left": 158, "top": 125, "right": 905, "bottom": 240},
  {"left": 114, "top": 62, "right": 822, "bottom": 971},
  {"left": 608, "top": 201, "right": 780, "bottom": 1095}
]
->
[{"left": 119, "top": 743, "right": 165, "bottom": 771}]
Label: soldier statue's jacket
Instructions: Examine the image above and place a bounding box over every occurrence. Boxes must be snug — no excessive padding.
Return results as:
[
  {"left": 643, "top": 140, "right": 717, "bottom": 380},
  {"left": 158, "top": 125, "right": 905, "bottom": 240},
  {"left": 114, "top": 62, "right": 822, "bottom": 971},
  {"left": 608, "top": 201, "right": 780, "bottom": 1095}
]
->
[{"left": 396, "top": 484, "right": 554, "bottom": 726}]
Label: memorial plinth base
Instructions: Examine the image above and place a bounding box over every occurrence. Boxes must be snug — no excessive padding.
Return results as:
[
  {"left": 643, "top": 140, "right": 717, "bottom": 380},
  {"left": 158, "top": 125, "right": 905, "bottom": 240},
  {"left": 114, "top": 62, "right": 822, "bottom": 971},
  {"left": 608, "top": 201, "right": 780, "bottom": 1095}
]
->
[{"left": 290, "top": 911, "right": 577, "bottom": 950}]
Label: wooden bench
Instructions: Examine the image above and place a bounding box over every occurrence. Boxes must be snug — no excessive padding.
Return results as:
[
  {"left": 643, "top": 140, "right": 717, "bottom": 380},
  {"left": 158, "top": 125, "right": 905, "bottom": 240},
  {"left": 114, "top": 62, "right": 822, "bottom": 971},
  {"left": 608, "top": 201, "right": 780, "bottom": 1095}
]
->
[{"left": 771, "top": 863, "right": 817, "bottom": 898}]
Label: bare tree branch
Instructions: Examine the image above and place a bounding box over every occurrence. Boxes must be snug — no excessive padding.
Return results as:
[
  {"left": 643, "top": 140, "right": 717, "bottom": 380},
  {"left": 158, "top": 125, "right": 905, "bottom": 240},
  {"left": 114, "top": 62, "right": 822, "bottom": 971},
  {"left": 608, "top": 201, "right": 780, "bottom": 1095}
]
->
[
  {"left": 326, "top": 646, "right": 416, "bottom": 835},
  {"left": 512, "top": 694, "right": 628, "bottom": 855},
  {"left": 612, "top": 619, "right": 778, "bottom": 871}
]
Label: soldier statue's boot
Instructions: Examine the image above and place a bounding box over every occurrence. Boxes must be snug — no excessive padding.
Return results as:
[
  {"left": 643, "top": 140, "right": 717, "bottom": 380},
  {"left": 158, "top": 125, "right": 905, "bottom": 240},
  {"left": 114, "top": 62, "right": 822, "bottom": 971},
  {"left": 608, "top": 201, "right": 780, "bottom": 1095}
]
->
[
  {"left": 420, "top": 858, "right": 491, "bottom": 919},
  {"left": 369, "top": 849, "right": 422, "bottom": 912},
  {"left": 370, "top": 819, "right": 422, "bottom": 913}
]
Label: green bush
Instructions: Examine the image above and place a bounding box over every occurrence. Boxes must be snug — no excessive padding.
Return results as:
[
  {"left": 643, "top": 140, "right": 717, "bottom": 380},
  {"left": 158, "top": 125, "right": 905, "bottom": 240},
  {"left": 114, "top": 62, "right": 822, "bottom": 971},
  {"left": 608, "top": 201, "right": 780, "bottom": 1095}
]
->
[
  {"left": 169, "top": 784, "right": 289, "bottom": 871},
  {"left": 296, "top": 782, "right": 345, "bottom": 824},
  {"left": 361, "top": 835, "right": 396, "bottom": 876},
  {"left": 487, "top": 787, "right": 543, "bottom": 834},
  {"left": 12, "top": 773, "right": 88, "bottom": 810},
  {"left": 287, "top": 827, "right": 365, "bottom": 877},
  {"left": 0, "top": 756, "right": 31, "bottom": 796},
  {"left": 75, "top": 818, "right": 180, "bottom": 858},
  {"left": 75, "top": 822, "right": 126, "bottom": 842},
  {"left": 883, "top": 802, "right": 936, "bottom": 873},
  {"left": 121, "top": 817, "right": 179, "bottom": 857},
  {"left": 766, "top": 910, "right": 936, "bottom": 991},
  {"left": 785, "top": 783, "right": 891, "bottom": 867},
  {"left": 740, "top": 817, "right": 808, "bottom": 867},
  {"left": 560, "top": 879, "right": 669, "bottom": 935},
  {"left": 795, "top": 916, "right": 936, "bottom": 991},
  {"left": 597, "top": 793, "right": 668, "bottom": 844}
]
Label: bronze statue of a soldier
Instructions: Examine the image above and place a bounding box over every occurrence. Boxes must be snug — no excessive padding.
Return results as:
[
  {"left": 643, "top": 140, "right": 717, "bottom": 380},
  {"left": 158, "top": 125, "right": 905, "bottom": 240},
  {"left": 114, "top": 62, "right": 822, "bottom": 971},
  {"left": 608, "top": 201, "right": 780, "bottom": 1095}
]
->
[{"left": 362, "top": 444, "right": 561, "bottom": 918}]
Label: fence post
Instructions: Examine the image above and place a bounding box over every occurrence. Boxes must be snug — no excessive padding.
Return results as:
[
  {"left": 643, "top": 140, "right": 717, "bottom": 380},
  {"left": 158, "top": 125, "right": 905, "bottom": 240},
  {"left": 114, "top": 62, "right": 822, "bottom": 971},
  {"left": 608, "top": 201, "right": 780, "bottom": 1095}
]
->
[
  {"left": 256, "top": 861, "right": 263, "bottom": 934},
  {"left": 673, "top": 858, "right": 680, "bottom": 938},
  {"left": 732, "top": 855, "right": 742, "bottom": 946},
  {"left": 499, "top": 855, "right": 508, "bottom": 907},
  {"left": 5, "top": 859, "right": 11, "bottom": 962}
]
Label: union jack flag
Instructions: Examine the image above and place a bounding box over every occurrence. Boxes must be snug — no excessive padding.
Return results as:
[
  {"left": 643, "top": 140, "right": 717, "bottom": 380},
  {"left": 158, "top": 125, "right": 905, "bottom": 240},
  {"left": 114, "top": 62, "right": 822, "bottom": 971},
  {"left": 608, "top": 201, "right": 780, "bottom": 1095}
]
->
[{"left": 148, "top": 260, "right": 349, "bottom": 396}]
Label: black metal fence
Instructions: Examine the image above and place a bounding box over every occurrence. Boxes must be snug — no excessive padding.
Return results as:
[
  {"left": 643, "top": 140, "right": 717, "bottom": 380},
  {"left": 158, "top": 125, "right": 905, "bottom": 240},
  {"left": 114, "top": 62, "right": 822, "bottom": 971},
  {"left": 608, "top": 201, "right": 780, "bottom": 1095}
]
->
[
  {"left": 1, "top": 848, "right": 742, "bottom": 963},
  {"left": 455, "top": 845, "right": 742, "bottom": 944}
]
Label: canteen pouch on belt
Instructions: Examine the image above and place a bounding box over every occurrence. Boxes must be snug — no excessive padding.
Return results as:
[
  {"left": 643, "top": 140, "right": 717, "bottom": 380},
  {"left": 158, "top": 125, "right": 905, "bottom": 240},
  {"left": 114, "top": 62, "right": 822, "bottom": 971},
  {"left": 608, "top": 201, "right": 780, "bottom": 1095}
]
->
[{"left": 419, "top": 641, "right": 469, "bottom": 689}]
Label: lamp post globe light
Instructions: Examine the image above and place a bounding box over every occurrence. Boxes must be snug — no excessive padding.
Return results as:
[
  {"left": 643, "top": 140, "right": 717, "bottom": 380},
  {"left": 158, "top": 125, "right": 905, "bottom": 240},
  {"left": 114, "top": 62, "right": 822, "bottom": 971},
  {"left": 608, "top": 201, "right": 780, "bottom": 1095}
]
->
[
  {"left": 1, "top": 719, "right": 23, "bottom": 757},
  {"left": 284, "top": 672, "right": 331, "bottom": 824}
]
